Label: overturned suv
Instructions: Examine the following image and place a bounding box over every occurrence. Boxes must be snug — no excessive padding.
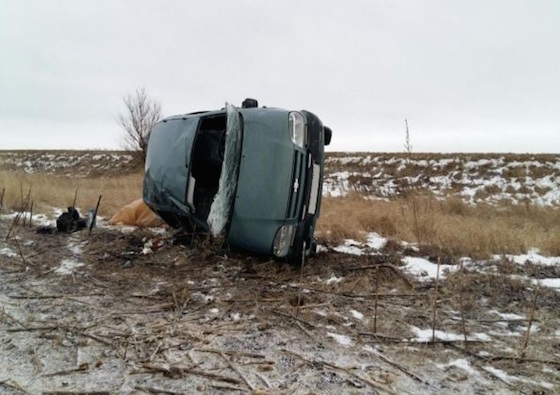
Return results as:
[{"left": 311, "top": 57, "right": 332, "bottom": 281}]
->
[{"left": 143, "top": 99, "right": 332, "bottom": 261}]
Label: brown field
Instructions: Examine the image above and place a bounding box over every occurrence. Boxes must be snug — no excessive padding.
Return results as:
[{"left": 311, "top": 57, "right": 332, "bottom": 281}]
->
[{"left": 1, "top": 150, "right": 559, "bottom": 258}]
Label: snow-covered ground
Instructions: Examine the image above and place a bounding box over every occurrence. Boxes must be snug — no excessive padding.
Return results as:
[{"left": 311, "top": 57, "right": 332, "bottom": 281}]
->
[
  {"left": 324, "top": 153, "right": 560, "bottom": 206},
  {"left": 0, "top": 150, "right": 135, "bottom": 177},
  {"left": 1, "top": 216, "right": 559, "bottom": 393},
  {"left": 1, "top": 151, "right": 559, "bottom": 393}
]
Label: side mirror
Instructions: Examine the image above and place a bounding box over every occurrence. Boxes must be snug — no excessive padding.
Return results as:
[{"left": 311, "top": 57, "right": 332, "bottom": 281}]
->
[{"left": 324, "top": 126, "right": 332, "bottom": 146}]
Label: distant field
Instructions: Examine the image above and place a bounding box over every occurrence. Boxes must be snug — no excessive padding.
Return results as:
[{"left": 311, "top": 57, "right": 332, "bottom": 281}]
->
[
  {"left": 2, "top": 150, "right": 559, "bottom": 205},
  {"left": 324, "top": 152, "right": 560, "bottom": 206},
  {"left": 0, "top": 150, "right": 139, "bottom": 177},
  {"left": 1, "top": 150, "right": 559, "bottom": 257}
]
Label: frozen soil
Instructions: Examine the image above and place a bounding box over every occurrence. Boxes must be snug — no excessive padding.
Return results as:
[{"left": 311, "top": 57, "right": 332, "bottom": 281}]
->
[{"left": 1, "top": 220, "right": 559, "bottom": 394}]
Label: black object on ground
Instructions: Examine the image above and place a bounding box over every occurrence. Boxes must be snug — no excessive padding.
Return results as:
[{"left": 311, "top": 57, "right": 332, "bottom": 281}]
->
[{"left": 56, "top": 207, "right": 87, "bottom": 233}]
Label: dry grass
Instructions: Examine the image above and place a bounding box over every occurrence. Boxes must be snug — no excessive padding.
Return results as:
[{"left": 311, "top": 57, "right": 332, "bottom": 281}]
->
[
  {"left": 317, "top": 192, "right": 560, "bottom": 259},
  {"left": 0, "top": 170, "right": 143, "bottom": 218},
  {"left": 2, "top": 161, "right": 559, "bottom": 260}
]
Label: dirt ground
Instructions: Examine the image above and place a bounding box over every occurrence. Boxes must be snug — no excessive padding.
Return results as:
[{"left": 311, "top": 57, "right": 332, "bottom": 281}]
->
[{"left": 1, "top": 219, "right": 559, "bottom": 394}]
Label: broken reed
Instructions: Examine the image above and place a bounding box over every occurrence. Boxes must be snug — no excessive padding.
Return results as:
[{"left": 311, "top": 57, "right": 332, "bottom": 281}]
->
[
  {"left": 520, "top": 265, "right": 541, "bottom": 359},
  {"left": 431, "top": 257, "right": 441, "bottom": 343},
  {"left": 296, "top": 240, "right": 309, "bottom": 317},
  {"left": 5, "top": 184, "right": 32, "bottom": 240},
  {"left": 317, "top": 192, "right": 560, "bottom": 259},
  {"left": 402, "top": 119, "right": 422, "bottom": 245},
  {"left": 458, "top": 261, "right": 469, "bottom": 350}
]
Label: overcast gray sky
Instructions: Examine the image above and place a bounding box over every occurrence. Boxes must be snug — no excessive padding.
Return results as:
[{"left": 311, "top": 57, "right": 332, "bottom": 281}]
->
[{"left": 1, "top": 0, "right": 559, "bottom": 152}]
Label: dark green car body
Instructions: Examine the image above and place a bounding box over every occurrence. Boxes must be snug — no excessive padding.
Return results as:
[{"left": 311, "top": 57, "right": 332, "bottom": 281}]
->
[{"left": 143, "top": 101, "right": 331, "bottom": 261}]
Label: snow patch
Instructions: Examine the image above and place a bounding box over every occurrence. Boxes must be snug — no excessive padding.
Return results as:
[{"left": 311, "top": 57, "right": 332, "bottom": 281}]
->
[
  {"left": 68, "top": 240, "right": 84, "bottom": 255},
  {"left": 0, "top": 247, "right": 17, "bottom": 258},
  {"left": 437, "top": 358, "right": 477, "bottom": 375},
  {"left": 366, "top": 233, "right": 387, "bottom": 250},
  {"left": 500, "top": 248, "right": 560, "bottom": 266},
  {"left": 326, "top": 275, "right": 344, "bottom": 285},
  {"left": 482, "top": 366, "right": 554, "bottom": 389},
  {"left": 333, "top": 239, "right": 364, "bottom": 255},
  {"left": 402, "top": 257, "right": 457, "bottom": 281},
  {"left": 496, "top": 312, "right": 525, "bottom": 320},
  {"left": 536, "top": 278, "right": 560, "bottom": 290},
  {"left": 410, "top": 326, "right": 490, "bottom": 342},
  {"left": 54, "top": 259, "right": 84, "bottom": 275},
  {"left": 350, "top": 310, "right": 364, "bottom": 320},
  {"left": 327, "top": 332, "right": 352, "bottom": 346},
  {"left": 316, "top": 244, "right": 328, "bottom": 253}
]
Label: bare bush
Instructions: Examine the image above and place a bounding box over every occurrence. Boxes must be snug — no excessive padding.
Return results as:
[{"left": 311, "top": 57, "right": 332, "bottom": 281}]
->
[{"left": 117, "top": 87, "right": 162, "bottom": 162}]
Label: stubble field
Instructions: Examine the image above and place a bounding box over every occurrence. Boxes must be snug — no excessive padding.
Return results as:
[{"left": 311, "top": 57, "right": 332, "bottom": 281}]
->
[{"left": 1, "top": 150, "right": 559, "bottom": 394}]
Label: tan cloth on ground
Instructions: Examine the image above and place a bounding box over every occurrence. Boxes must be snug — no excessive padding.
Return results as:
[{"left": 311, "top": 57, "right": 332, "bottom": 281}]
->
[{"left": 109, "top": 199, "right": 164, "bottom": 227}]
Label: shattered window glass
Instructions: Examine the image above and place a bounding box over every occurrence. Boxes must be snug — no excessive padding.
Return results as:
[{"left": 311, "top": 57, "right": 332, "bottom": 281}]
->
[{"left": 207, "top": 103, "right": 242, "bottom": 236}]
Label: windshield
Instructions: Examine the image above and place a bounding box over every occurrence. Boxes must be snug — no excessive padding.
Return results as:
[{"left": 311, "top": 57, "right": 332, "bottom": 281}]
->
[{"left": 143, "top": 117, "right": 198, "bottom": 216}]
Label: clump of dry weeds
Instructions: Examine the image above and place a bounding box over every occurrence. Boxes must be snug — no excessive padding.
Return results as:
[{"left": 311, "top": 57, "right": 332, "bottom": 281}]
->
[{"left": 317, "top": 193, "right": 560, "bottom": 259}]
